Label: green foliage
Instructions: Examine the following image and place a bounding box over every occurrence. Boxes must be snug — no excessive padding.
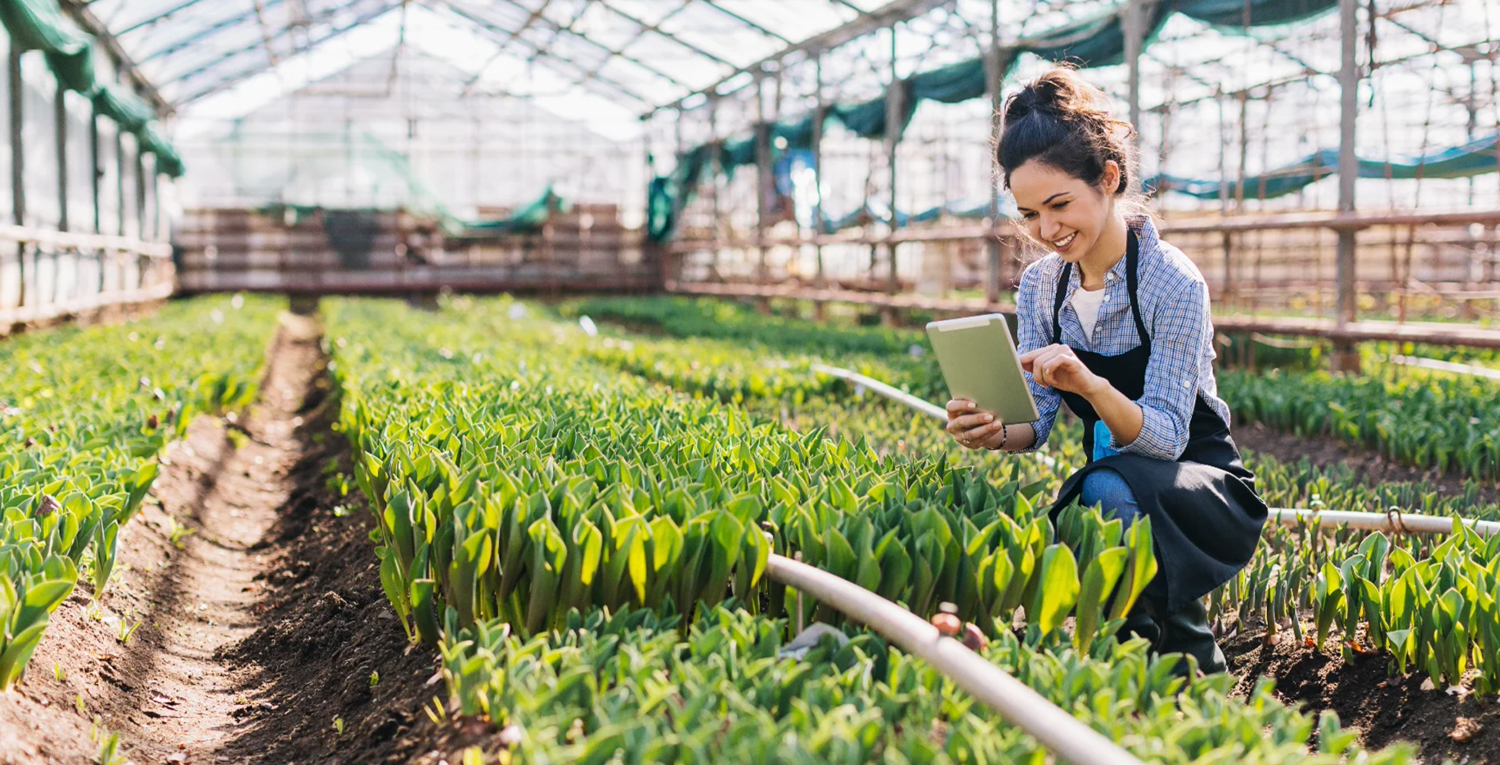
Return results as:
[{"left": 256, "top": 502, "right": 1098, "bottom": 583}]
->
[
  {"left": 0, "top": 296, "right": 280, "bottom": 690},
  {"left": 433, "top": 604, "right": 1414, "bottom": 765},
  {"left": 328, "top": 299, "right": 1150, "bottom": 646},
  {"left": 1220, "top": 366, "right": 1500, "bottom": 481},
  {"left": 321, "top": 296, "right": 1420, "bottom": 764}
]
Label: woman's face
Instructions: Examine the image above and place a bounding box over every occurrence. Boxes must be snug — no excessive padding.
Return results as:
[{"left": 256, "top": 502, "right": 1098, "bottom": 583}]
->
[{"left": 1009, "top": 159, "right": 1119, "bottom": 262}]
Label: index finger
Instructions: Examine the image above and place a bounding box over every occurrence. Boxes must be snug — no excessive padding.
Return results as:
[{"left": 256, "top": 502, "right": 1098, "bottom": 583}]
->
[
  {"left": 946, "top": 399, "right": 977, "bottom": 415},
  {"left": 1017, "top": 346, "right": 1047, "bottom": 364}
]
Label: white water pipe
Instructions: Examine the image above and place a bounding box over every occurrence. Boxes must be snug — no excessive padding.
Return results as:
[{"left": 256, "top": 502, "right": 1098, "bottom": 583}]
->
[
  {"left": 1387, "top": 354, "right": 1500, "bottom": 381},
  {"left": 814, "top": 364, "right": 1495, "bottom": 538},
  {"left": 765, "top": 554, "right": 1146, "bottom": 765}
]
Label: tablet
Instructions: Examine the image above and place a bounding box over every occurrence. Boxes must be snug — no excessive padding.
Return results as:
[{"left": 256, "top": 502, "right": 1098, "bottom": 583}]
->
[{"left": 925, "top": 314, "right": 1039, "bottom": 424}]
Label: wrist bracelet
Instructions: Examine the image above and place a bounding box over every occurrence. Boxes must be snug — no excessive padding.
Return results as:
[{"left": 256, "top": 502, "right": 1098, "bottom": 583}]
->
[{"left": 989, "top": 423, "right": 1009, "bottom": 451}]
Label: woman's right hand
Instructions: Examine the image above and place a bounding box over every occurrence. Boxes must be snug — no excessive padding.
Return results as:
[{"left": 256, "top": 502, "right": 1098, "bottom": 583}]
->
[{"left": 945, "top": 399, "right": 1006, "bottom": 450}]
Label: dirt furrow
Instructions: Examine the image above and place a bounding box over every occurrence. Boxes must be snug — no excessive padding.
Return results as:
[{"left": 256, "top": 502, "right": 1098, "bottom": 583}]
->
[{"left": 0, "top": 312, "right": 446, "bottom": 765}]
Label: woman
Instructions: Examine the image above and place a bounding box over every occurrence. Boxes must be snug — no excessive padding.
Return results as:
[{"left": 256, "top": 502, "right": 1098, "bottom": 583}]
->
[{"left": 944, "top": 67, "right": 1266, "bottom": 674}]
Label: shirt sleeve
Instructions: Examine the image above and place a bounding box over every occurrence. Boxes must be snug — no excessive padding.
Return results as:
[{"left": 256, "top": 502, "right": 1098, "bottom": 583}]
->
[
  {"left": 1013, "top": 262, "right": 1061, "bottom": 453},
  {"left": 1113, "top": 269, "right": 1210, "bottom": 460}
]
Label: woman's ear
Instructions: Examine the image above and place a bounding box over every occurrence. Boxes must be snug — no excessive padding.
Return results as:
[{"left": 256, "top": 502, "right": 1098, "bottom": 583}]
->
[{"left": 1101, "top": 160, "right": 1122, "bottom": 195}]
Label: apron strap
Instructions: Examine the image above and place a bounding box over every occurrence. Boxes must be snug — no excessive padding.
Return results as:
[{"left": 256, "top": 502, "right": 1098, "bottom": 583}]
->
[
  {"left": 1124, "top": 228, "right": 1151, "bottom": 354},
  {"left": 1050, "top": 260, "right": 1071, "bottom": 345},
  {"left": 1050, "top": 227, "right": 1150, "bottom": 350}
]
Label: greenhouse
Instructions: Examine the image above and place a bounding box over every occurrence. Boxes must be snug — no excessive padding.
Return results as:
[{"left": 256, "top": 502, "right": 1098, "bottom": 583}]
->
[{"left": 0, "top": 0, "right": 1496, "bottom": 763}]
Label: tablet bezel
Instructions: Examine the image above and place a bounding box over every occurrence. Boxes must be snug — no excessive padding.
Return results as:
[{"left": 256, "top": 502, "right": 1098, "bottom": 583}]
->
[{"left": 924, "top": 313, "right": 1040, "bottom": 424}]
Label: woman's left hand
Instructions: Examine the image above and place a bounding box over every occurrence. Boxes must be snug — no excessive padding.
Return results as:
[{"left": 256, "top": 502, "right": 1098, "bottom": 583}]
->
[{"left": 1020, "top": 344, "right": 1105, "bottom": 396}]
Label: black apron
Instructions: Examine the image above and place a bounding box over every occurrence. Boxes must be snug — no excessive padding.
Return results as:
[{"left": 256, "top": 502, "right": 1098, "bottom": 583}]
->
[{"left": 1048, "top": 229, "right": 1267, "bottom": 613}]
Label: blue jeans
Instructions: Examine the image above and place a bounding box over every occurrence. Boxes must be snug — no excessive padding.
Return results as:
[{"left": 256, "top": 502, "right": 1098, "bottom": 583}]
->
[{"left": 1080, "top": 467, "right": 1141, "bottom": 528}]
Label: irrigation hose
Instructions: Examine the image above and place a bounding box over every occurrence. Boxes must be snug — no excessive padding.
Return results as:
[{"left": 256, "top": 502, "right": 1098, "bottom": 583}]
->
[
  {"left": 1385, "top": 354, "right": 1500, "bottom": 381},
  {"left": 812, "top": 364, "right": 1500, "bottom": 538},
  {"left": 765, "top": 554, "right": 1147, "bottom": 765}
]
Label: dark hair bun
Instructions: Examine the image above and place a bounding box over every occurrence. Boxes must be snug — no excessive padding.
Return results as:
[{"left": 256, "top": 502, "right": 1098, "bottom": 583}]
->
[{"left": 998, "top": 67, "right": 1138, "bottom": 196}]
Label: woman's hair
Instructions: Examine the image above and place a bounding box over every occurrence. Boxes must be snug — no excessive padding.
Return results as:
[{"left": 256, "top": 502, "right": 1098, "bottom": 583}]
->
[{"left": 997, "top": 66, "right": 1141, "bottom": 200}]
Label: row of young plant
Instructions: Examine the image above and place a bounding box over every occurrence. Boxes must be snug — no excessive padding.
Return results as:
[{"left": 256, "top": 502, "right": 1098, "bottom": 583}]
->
[
  {"left": 577, "top": 316, "right": 1496, "bottom": 525},
  {"left": 1216, "top": 519, "right": 1500, "bottom": 692},
  {"left": 332, "top": 299, "right": 1149, "bottom": 646},
  {"left": 575, "top": 296, "right": 1499, "bottom": 482},
  {"left": 575, "top": 301, "right": 1500, "bottom": 697},
  {"left": 0, "top": 296, "right": 280, "bottom": 690},
  {"left": 1218, "top": 368, "right": 1499, "bottom": 482},
  {"left": 440, "top": 604, "right": 1395, "bottom": 765},
  {"left": 324, "top": 297, "right": 1413, "bottom": 764}
]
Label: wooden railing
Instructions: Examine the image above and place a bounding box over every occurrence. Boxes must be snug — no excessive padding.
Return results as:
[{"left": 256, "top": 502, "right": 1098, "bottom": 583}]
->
[{"left": 0, "top": 224, "right": 175, "bottom": 330}]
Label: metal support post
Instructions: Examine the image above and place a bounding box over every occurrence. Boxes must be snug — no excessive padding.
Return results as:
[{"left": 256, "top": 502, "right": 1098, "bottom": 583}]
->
[
  {"left": 1333, "top": 0, "right": 1360, "bottom": 373},
  {"left": 54, "top": 81, "right": 68, "bottom": 305},
  {"left": 812, "top": 54, "right": 827, "bottom": 321},
  {"left": 10, "top": 49, "right": 25, "bottom": 309},
  {"left": 135, "top": 141, "right": 147, "bottom": 243},
  {"left": 754, "top": 73, "right": 770, "bottom": 312},
  {"left": 883, "top": 24, "right": 901, "bottom": 325},
  {"left": 985, "top": 0, "right": 1003, "bottom": 305},
  {"left": 116, "top": 129, "right": 126, "bottom": 237},
  {"left": 55, "top": 82, "right": 68, "bottom": 232},
  {"left": 1124, "top": 0, "right": 1146, "bottom": 131},
  {"left": 90, "top": 106, "right": 101, "bottom": 296},
  {"left": 708, "top": 95, "right": 721, "bottom": 269}
]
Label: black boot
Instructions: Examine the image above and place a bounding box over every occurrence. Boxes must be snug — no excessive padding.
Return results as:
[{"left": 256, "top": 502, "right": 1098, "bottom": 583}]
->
[
  {"left": 1119, "top": 601, "right": 1160, "bottom": 647},
  {"left": 1155, "top": 597, "right": 1226, "bottom": 675}
]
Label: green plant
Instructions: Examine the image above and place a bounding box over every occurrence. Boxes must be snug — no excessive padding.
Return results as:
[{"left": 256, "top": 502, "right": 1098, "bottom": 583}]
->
[
  {"left": 116, "top": 619, "right": 141, "bottom": 645},
  {"left": 0, "top": 296, "right": 281, "bottom": 689}
]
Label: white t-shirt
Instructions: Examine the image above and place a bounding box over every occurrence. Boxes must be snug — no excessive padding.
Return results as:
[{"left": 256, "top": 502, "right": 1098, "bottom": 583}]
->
[{"left": 1070, "top": 287, "right": 1107, "bottom": 342}]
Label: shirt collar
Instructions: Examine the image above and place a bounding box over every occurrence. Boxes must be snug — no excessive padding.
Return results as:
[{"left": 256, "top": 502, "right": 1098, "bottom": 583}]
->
[{"left": 1064, "top": 217, "right": 1153, "bottom": 289}]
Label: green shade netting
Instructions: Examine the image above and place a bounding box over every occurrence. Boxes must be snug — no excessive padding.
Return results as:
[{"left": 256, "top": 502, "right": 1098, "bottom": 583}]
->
[
  {"left": 648, "top": 144, "right": 714, "bottom": 241},
  {"left": 93, "top": 83, "right": 153, "bottom": 132},
  {"left": 466, "top": 186, "right": 570, "bottom": 234},
  {"left": 819, "top": 198, "right": 1017, "bottom": 233},
  {"left": 0, "top": 0, "right": 93, "bottom": 93},
  {"left": 139, "top": 121, "right": 186, "bottom": 178},
  {"left": 652, "top": 0, "right": 1346, "bottom": 240},
  {"left": 0, "top": 0, "right": 189, "bottom": 178},
  {"left": 1149, "top": 133, "right": 1500, "bottom": 200}
]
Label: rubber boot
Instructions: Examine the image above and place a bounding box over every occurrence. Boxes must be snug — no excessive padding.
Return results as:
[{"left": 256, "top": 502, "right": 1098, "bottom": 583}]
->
[
  {"left": 1155, "top": 597, "right": 1226, "bottom": 675},
  {"left": 1118, "top": 601, "right": 1160, "bottom": 647}
]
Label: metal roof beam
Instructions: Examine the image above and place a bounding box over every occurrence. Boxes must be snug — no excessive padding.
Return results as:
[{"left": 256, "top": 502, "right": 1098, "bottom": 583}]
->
[
  {"left": 116, "top": 0, "right": 216, "bottom": 37},
  {"left": 154, "top": 0, "right": 349, "bottom": 86},
  {"left": 451, "top": 0, "right": 693, "bottom": 89},
  {"left": 523, "top": 0, "right": 593, "bottom": 65},
  {"left": 458, "top": 0, "right": 555, "bottom": 95},
  {"left": 137, "top": 0, "right": 289, "bottom": 65},
  {"left": 177, "top": 0, "right": 402, "bottom": 105},
  {"left": 696, "top": 0, "right": 792, "bottom": 44},
  {"left": 59, "top": 0, "right": 173, "bottom": 115},
  {"left": 435, "top": 0, "right": 656, "bottom": 106},
  {"left": 599, "top": 1, "right": 735, "bottom": 68},
  {"left": 646, "top": 0, "right": 954, "bottom": 117}
]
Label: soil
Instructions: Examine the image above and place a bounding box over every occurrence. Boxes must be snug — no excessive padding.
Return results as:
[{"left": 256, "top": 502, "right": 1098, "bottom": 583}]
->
[
  {"left": 1, "top": 307, "right": 1492, "bottom": 764},
  {"left": 0, "top": 314, "right": 490, "bottom": 765},
  {"left": 1234, "top": 422, "right": 1500, "bottom": 507},
  {"left": 1225, "top": 628, "right": 1500, "bottom": 765}
]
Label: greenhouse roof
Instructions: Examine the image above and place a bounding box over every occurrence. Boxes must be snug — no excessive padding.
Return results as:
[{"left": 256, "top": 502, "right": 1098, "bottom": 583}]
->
[
  {"left": 81, "top": 0, "right": 955, "bottom": 114},
  {"left": 71, "top": 0, "right": 1499, "bottom": 159}
]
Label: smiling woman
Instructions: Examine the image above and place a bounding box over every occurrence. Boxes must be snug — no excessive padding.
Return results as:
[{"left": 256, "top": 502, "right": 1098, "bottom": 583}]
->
[{"left": 944, "top": 66, "right": 1268, "bottom": 676}]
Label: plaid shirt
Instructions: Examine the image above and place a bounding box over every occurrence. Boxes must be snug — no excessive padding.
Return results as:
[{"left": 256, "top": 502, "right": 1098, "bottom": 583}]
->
[{"left": 1015, "top": 217, "right": 1231, "bottom": 461}]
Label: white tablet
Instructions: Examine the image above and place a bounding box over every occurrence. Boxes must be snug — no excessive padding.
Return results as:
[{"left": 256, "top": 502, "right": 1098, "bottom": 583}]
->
[{"left": 925, "top": 314, "right": 1039, "bottom": 424}]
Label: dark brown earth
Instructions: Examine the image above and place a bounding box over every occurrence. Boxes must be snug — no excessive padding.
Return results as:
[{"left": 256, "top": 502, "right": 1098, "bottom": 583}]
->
[
  {"left": 0, "top": 314, "right": 495, "bottom": 765},
  {"left": 1226, "top": 627, "right": 1500, "bottom": 765},
  {"left": 1, "top": 307, "right": 1493, "bottom": 764},
  {"left": 1235, "top": 421, "right": 1500, "bottom": 507}
]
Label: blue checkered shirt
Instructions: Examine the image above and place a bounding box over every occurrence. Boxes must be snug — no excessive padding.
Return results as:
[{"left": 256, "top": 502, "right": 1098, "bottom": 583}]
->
[{"left": 1015, "top": 217, "right": 1231, "bottom": 461}]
